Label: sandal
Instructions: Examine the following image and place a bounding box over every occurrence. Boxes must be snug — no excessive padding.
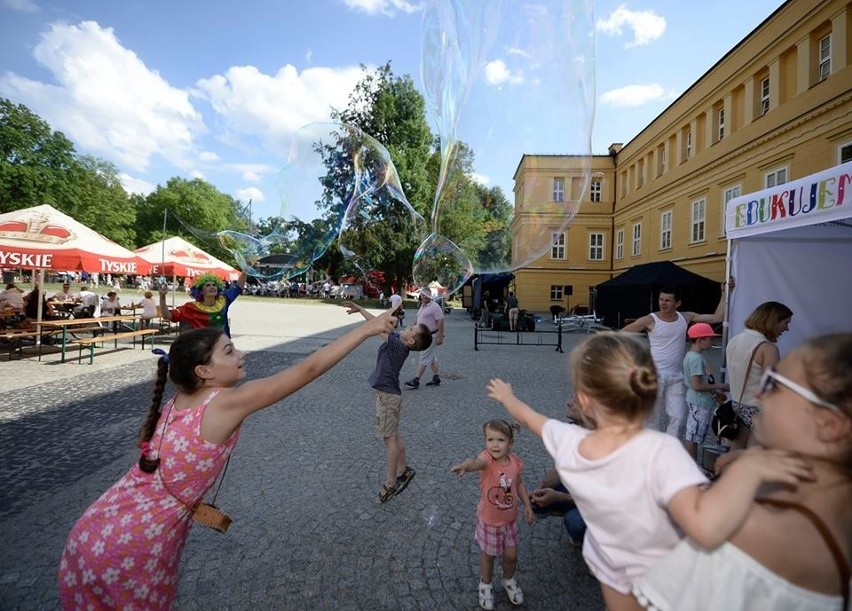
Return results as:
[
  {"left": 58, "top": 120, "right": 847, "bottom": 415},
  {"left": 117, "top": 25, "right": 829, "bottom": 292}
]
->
[
  {"left": 377, "top": 482, "right": 398, "bottom": 504},
  {"left": 478, "top": 582, "right": 494, "bottom": 610},
  {"left": 394, "top": 466, "right": 416, "bottom": 497},
  {"left": 501, "top": 577, "right": 524, "bottom": 605}
]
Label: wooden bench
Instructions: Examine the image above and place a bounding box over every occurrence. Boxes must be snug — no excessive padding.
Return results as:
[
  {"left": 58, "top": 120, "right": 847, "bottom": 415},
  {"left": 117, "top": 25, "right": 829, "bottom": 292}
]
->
[
  {"left": 71, "top": 329, "right": 159, "bottom": 364},
  {"left": 0, "top": 330, "right": 40, "bottom": 360}
]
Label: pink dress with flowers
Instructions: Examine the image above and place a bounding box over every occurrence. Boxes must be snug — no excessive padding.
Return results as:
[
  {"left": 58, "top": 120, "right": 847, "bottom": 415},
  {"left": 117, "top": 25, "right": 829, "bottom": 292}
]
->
[{"left": 59, "top": 389, "right": 240, "bottom": 610}]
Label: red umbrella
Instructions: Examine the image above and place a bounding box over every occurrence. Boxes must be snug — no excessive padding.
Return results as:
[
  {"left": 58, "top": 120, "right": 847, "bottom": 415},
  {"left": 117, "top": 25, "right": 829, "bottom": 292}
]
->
[
  {"left": 135, "top": 236, "right": 239, "bottom": 282},
  {"left": 0, "top": 204, "right": 151, "bottom": 275}
]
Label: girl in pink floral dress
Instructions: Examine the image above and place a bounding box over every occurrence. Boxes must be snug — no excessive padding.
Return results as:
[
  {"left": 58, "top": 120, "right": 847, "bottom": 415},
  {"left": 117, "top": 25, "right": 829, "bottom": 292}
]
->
[{"left": 59, "top": 312, "right": 395, "bottom": 610}]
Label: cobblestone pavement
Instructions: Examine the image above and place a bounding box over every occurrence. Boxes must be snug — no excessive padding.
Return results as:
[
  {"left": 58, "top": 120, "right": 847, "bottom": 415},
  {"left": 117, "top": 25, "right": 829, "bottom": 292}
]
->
[{"left": 3, "top": 299, "right": 710, "bottom": 611}]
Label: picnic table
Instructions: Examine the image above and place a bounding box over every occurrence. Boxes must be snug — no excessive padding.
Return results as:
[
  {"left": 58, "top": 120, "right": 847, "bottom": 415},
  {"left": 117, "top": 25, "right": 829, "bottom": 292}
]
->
[{"left": 39, "top": 315, "right": 138, "bottom": 363}]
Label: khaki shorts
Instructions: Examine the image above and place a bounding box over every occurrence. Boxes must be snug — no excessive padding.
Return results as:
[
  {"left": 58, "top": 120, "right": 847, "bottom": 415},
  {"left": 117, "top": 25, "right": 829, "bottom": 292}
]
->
[
  {"left": 375, "top": 391, "right": 402, "bottom": 438},
  {"left": 418, "top": 340, "right": 439, "bottom": 367}
]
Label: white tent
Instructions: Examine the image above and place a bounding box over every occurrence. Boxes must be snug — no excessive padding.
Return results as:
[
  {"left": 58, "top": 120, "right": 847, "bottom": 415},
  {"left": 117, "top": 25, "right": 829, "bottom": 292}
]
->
[{"left": 725, "top": 160, "right": 852, "bottom": 354}]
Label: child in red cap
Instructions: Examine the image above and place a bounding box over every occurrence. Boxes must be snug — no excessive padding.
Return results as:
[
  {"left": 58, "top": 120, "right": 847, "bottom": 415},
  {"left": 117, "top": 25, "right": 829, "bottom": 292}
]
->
[{"left": 683, "top": 323, "right": 730, "bottom": 461}]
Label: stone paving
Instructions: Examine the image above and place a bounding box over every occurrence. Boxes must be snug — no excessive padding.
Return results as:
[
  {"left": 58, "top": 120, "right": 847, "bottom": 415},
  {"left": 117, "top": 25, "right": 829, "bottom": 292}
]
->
[{"left": 0, "top": 299, "right": 717, "bottom": 610}]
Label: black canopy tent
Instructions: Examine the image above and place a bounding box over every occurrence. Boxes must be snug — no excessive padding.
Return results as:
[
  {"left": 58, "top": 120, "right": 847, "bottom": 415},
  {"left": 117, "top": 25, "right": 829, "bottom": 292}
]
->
[
  {"left": 461, "top": 272, "right": 515, "bottom": 319},
  {"left": 593, "top": 261, "right": 721, "bottom": 329}
]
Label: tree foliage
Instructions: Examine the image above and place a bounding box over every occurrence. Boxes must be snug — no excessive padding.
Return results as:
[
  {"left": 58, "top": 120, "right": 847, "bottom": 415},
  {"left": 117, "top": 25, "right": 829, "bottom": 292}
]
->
[
  {"left": 0, "top": 98, "right": 78, "bottom": 214},
  {"left": 135, "top": 177, "right": 249, "bottom": 254}
]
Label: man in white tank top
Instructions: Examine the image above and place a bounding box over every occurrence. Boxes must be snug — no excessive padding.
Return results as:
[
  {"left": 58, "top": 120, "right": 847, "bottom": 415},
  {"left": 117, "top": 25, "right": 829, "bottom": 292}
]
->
[{"left": 621, "top": 283, "right": 729, "bottom": 438}]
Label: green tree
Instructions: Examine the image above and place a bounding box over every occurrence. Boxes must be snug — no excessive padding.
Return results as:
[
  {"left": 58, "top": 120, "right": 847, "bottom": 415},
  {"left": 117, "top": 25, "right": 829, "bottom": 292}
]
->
[
  {"left": 0, "top": 98, "right": 77, "bottom": 213},
  {"left": 66, "top": 155, "right": 137, "bottom": 248},
  {"left": 136, "top": 177, "right": 248, "bottom": 245},
  {"left": 320, "top": 64, "right": 435, "bottom": 291},
  {"left": 332, "top": 63, "right": 434, "bottom": 217}
]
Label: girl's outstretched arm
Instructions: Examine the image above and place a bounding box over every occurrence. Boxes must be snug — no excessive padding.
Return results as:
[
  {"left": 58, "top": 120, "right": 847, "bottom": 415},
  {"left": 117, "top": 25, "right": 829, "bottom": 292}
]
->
[
  {"left": 211, "top": 312, "right": 396, "bottom": 432},
  {"left": 486, "top": 378, "right": 548, "bottom": 438},
  {"left": 667, "top": 447, "right": 814, "bottom": 548},
  {"left": 450, "top": 456, "right": 487, "bottom": 475}
]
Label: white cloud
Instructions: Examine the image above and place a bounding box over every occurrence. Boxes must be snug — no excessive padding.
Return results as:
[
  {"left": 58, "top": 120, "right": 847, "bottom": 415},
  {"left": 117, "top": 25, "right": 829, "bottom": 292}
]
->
[
  {"left": 194, "top": 64, "right": 366, "bottom": 154},
  {"left": 235, "top": 186, "right": 265, "bottom": 202},
  {"left": 0, "top": 21, "right": 205, "bottom": 173},
  {"left": 468, "top": 172, "right": 490, "bottom": 186},
  {"left": 1, "top": 0, "right": 40, "bottom": 12},
  {"left": 506, "top": 46, "right": 532, "bottom": 60},
  {"left": 119, "top": 173, "right": 155, "bottom": 195},
  {"left": 596, "top": 5, "right": 666, "bottom": 48},
  {"left": 199, "top": 151, "right": 219, "bottom": 163},
  {"left": 484, "top": 59, "right": 523, "bottom": 86},
  {"left": 342, "top": 0, "right": 421, "bottom": 16},
  {"left": 599, "top": 83, "right": 676, "bottom": 107},
  {"left": 231, "top": 163, "right": 274, "bottom": 182}
]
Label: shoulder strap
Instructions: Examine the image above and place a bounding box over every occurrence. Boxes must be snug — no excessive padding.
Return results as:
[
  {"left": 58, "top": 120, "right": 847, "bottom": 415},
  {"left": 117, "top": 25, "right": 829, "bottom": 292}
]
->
[
  {"left": 737, "top": 341, "right": 767, "bottom": 404},
  {"left": 756, "top": 497, "right": 850, "bottom": 607}
]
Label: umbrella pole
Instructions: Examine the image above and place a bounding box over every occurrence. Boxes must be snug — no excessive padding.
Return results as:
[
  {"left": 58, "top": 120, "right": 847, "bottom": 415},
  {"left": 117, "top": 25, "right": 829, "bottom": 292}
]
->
[{"left": 35, "top": 269, "right": 43, "bottom": 348}]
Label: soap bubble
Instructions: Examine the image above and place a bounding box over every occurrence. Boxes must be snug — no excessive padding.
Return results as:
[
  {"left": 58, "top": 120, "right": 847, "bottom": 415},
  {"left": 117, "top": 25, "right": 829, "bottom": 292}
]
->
[
  {"left": 421, "top": 505, "right": 440, "bottom": 529},
  {"left": 337, "top": 131, "right": 429, "bottom": 283},
  {"left": 415, "top": 0, "right": 595, "bottom": 294},
  {"left": 209, "top": 122, "right": 423, "bottom": 281}
]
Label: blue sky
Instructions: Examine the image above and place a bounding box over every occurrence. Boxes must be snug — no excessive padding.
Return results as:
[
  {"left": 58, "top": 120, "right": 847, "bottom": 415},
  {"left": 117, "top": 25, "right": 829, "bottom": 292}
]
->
[{"left": 0, "top": 0, "right": 786, "bottom": 223}]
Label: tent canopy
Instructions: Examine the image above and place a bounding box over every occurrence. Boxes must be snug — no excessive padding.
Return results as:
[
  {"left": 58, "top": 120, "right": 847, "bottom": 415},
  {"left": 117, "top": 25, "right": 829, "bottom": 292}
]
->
[
  {"left": 594, "top": 261, "right": 721, "bottom": 329},
  {"left": 0, "top": 204, "right": 150, "bottom": 275},
  {"left": 726, "top": 160, "right": 852, "bottom": 353},
  {"left": 135, "top": 236, "right": 240, "bottom": 282}
]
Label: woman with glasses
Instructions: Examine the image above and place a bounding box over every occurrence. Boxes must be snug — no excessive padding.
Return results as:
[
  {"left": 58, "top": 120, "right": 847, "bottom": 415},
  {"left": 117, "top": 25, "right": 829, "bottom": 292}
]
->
[
  {"left": 725, "top": 301, "right": 793, "bottom": 448},
  {"left": 634, "top": 333, "right": 851, "bottom": 610}
]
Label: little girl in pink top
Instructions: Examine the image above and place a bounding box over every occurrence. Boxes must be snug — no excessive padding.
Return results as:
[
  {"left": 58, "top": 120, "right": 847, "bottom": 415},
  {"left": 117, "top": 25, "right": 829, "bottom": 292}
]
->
[{"left": 451, "top": 419, "right": 535, "bottom": 610}]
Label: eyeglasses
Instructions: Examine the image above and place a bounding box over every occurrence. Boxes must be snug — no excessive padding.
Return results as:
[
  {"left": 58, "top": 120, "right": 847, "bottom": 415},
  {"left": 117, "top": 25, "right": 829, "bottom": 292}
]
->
[{"left": 758, "top": 367, "right": 840, "bottom": 412}]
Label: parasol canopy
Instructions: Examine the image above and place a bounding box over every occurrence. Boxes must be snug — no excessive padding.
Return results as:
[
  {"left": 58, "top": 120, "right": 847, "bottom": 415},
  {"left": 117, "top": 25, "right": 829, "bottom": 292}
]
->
[{"left": 0, "top": 204, "right": 150, "bottom": 275}]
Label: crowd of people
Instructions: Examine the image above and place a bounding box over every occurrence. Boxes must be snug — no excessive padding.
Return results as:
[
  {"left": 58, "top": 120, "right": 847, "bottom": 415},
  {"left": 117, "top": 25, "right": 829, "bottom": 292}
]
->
[{"left": 53, "top": 280, "right": 850, "bottom": 610}]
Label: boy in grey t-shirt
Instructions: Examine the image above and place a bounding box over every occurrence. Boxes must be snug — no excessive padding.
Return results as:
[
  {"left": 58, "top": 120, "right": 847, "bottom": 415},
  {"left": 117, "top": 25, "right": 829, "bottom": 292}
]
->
[{"left": 343, "top": 301, "right": 432, "bottom": 503}]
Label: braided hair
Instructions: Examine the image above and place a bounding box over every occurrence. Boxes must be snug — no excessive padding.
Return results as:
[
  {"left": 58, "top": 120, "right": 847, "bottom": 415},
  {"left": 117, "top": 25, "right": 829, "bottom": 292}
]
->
[{"left": 137, "top": 328, "right": 225, "bottom": 472}]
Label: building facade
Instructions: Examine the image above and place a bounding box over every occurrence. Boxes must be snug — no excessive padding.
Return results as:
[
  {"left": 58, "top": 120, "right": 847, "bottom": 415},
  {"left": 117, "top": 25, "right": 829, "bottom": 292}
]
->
[{"left": 512, "top": 0, "right": 852, "bottom": 315}]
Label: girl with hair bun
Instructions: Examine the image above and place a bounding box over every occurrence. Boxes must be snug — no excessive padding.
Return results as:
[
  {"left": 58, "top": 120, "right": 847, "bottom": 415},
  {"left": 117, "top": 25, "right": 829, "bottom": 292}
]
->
[{"left": 487, "top": 333, "right": 813, "bottom": 611}]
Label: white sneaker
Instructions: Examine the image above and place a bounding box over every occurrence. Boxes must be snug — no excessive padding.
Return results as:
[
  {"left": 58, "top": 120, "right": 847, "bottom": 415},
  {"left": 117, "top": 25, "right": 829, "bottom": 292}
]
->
[
  {"left": 501, "top": 576, "right": 524, "bottom": 605},
  {"left": 478, "top": 582, "right": 494, "bottom": 610}
]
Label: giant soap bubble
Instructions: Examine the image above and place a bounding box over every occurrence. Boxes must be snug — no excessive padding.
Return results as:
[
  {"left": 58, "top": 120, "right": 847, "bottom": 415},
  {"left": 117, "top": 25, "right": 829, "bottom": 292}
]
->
[
  {"left": 414, "top": 0, "right": 595, "bottom": 294},
  {"left": 209, "top": 122, "right": 422, "bottom": 282}
]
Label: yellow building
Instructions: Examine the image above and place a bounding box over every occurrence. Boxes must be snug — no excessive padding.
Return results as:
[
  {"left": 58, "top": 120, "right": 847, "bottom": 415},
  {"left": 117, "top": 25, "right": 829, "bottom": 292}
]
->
[{"left": 512, "top": 0, "right": 852, "bottom": 316}]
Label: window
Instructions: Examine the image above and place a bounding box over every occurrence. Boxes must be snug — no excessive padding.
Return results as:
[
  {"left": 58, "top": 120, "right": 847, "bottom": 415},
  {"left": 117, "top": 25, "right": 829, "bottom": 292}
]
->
[
  {"left": 765, "top": 167, "right": 787, "bottom": 188},
  {"left": 637, "top": 159, "right": 644, "bottom": 188},
  {"left": 686, "top": 129, "right": 692, "bottom": 159},
  {"left": 551, "top": 232, "right": 566, "bottom": 259},
  {"left": 550, "top": 285, "right": 564, "bottom": 301},
  {"left": 616, "top": 229, "right": 624, "bottom": 259},
  {"left": 819, "top": 34, "right": 831, "bottom": 81},
  {"left": 691, "top": 198, "right": 706, "bottom": 243},
  {"left": 589, "top": 233, "right": 604, "bottom": 261},
  {"left": 722, "top": 185, "right": 741, "bottom": 236},
  {"left": 632, "top": 223, "right": 642, "bottom": 256},
  {"left": 660, "top": 211, "right": 672, "bottom": 250},
  {"left": 760, "top": 77, "right": 770, "bottom": 115},
  {"left": 590, "top": 178, "right": 602, "bottom": 203},
  {"left": 840, "top": 143, "right": 852, "bottom": 164},
  {"left": 717, "top": 108, "right": 725, "bottom": 141},
  {"left": 553, "top": 178, "right": 565, "bottom": 202},
  {"left": 657, "top": 143, "right": 666, "bottom": 176}
]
